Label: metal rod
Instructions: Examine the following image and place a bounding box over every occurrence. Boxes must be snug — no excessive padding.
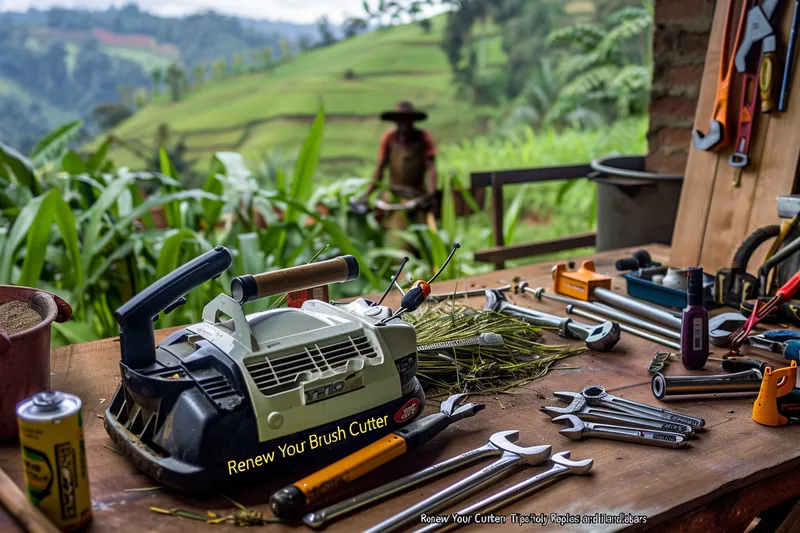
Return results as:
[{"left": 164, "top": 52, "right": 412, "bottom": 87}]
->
[
  {"left": 528, "top": 286, "right": 680, "bottom": 340},
  {"left": 651, "top": 370, "right": 763, "bottom": 399},
  {"left": 593, "top": 287, "right": 682, "bottom": 329},
  {"left": 566, "top": 305, "right": 681, "bottom": 351},
  {"left": 427, "top": 284, "right": 511, "bottom": 302}
]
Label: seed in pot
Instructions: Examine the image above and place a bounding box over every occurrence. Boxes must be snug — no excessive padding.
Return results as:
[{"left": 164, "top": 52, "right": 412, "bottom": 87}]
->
[{"left": 0, "top": 300, "right": 43, "bottom": 335}]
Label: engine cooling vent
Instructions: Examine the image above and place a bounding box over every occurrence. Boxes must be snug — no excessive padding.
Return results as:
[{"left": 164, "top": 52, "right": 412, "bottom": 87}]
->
[{"left": 246, "top": 335, "right": 377, "bottom": 396}]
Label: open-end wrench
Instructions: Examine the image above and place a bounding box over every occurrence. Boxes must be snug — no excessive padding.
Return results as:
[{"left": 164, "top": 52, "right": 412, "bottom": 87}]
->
[
  {"left": 483, "top": 290, "right": 621, "bottom": 352},
  {"left": 555, "top": 385, "right": 706, "bottom": 430},
  {"left": 519, "top": 283, "right": 681, "bottom": 341},
  {"left": 427, "top": 284, "right": 511, "bottom": 302},
  {"left": 271, "top": 394, "right": 483, "bottom": 519},
  {"left": 541, "top": 393, "right": 695, "bottom": 435},
  {"left": 361, "top": 437, "right": 552, "bottom": 533},
  {"left": 302, "top": 430, "right": 522, "bottom": 529},
  {"left": 413, "top": 451, "right": 594, "bottom": 533},
  {"left": 553, "top": 414, "right": 689, "bottom": 448}
]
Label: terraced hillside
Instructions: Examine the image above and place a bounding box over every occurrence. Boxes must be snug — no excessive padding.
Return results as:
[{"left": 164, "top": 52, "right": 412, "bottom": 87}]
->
[{"left": 107, "top": 16, "right": 504, "bottom": 173}]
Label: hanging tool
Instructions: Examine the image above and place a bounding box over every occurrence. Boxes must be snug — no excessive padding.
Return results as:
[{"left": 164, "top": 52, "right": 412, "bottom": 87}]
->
[
  {"left": 731, "top": 0, "right": 781, "bottom": 167},
  {"left": 753, "top": 360, "right": 800, "bottom": 425},
  {"left": 551, "top": 414, "right": 689, "bottom": 448},
  {"left": 728, "top": 271, "right": 800, "bottom": 354},
  {"left": 417, "top": 332, "right": 504, "bottom": 352},
  {"left": 483, "top": 290, "right": 621, "bottom": 351},
  {"left": 270, "top": 393, "right": 483, "bottom": 519},
  {"left": 541, "top": 393, "right": 695, "bottom": 435},
  {"left": 715, "top": 224, "right": 782, "bottom": 307},
  {"left": 779, "top": 0, "right": 800, "bottom": 110},
  {"left": 651, "top": 369, "right": 764, "bottom": 399},
  {"left": 551, "top": 263, "right": 682, "bottom": 329},
  {"left": 745, "top": 330, "right": 800, "bottom": 361},
  {"left": 555, "top": 386, "right": 706, "bottom": 430},
  {"left": 519, "top": 283, "right": 680, "bottom": 340},
  {"left": 414, "top": 452, "right": 594, "bottom": 533},
  {"left": 693, "top": 0, "right": 751, "bottom": 150},
  {"left": 565, "top": 304, "right": 681, "bottom": 351},
  {"left": 361, "top": 438, "right": 552, "bottom": 533},
  {"left": 302, "top": 430, "right": 526, "bottom": 529}
]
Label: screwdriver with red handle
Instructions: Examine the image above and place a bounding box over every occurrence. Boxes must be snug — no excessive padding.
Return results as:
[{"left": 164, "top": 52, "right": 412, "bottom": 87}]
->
[{"left": 728, "top": 271, "right": 800, "bottom": 354}]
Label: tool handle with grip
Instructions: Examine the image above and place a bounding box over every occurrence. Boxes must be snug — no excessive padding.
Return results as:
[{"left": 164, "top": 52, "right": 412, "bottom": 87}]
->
[
  {"left": 760, "top": 50, "right": 777, "bottom": 113},
  {"left": 723, "top": 358, "right": 769, "bottom": 373},
  {"left": 231, "top": 255, "right": 359, "bottom": 303},
  {"left": 115, "top": 246, "right": 232, "bottom": 368},
  {"left": 270, "top": 433, "right": 407, "bottom": 519},
  {"left": 733, "top": 225, "right": 782, "bottom": 270},
  {"left": 302, "top": 444, "right": 499, "bottom": 528},
  {"left": 777, "top": 271, "right": 800, "bottom": 302},
  {"left": 362, "top": 454, "right": 526, "bottom": 533}
]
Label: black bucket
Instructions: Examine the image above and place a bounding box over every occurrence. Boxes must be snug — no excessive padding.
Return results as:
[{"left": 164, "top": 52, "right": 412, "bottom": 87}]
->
[{"left": 589, "top": 155, "right": 684, "bottom": 252}]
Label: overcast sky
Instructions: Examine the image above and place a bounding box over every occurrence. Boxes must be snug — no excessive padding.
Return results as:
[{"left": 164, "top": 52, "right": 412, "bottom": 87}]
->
[{"left": 0, "top": 0, "right": 447, "bottom": 24}]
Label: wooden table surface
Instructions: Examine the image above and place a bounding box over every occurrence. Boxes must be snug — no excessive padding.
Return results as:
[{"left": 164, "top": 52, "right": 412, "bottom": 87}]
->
[{"left": 2, "top": 244, "right": 799, "bottom": 533}]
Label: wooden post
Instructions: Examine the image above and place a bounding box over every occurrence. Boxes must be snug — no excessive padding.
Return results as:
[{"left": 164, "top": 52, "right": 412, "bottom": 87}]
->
[{"left": 490, "top": 172, "right": 505, "bottom": 270}]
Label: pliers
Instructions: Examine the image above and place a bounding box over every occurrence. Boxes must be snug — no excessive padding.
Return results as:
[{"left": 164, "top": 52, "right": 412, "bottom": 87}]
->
[{"left": 746, "top": 330, "right": 800, "bottom": 362}]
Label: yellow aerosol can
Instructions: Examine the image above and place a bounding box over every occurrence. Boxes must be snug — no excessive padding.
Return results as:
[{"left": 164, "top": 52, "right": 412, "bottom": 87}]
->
[{"left": 17, "top": 390, "right": 92, "bottom": 532}]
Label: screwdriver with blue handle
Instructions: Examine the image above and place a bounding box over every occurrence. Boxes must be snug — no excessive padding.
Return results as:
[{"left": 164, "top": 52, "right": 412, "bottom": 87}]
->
[{"left": 746, "top": 330, "right": 800, "bottom": 363}]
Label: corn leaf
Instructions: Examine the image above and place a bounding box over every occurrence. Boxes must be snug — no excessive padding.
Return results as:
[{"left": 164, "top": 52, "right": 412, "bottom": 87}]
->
[
  {"left": 0, "top": 140, "right": 39, "bottom": 195},
  {"left": 29, "top": 120, "right": 83, "bottom": 168},
  {"left": 284, "top": 106, "right": 324, "bottom": 224}
]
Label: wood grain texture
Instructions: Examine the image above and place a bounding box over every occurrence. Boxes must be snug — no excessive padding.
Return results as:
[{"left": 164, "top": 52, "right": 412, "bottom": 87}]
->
[
  {"left": 2, "top": 245, "right": 800, "bottom": 533},
  {"left": 669, "top": 0, "right": 730, "bottom": 268}
]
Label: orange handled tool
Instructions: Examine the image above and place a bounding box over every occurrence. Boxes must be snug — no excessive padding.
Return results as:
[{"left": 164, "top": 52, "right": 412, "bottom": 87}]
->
[
  {"left": 269, "top": 394, "right": 483, "bottom": 519},
  {"left": 693, "top": 0, "right": 752, "bottom": 151},
  {"left": 753, "top": 360, "right": 800, "bottom": 426}
]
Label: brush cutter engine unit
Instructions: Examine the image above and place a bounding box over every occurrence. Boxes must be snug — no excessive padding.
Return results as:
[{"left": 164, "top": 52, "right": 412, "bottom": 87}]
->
[{"left": 104, "top": 247, "right": 425, "bottom": 490}]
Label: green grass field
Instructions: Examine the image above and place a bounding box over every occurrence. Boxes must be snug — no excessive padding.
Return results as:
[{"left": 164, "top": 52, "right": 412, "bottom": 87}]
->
[{"left": 107, "top": 16, "right": 504, "bottom": 173}]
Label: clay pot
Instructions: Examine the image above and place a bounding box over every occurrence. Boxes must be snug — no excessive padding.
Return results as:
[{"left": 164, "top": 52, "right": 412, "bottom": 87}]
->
[{"left": 0, "top": 286, "right": 72, "bottom": 441}]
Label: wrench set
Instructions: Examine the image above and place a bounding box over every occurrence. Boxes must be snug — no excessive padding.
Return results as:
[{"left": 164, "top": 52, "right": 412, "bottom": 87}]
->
[
  {"left": 540, "top": 385, "right": 705, "bottom": 448},
  {"left": 302, "top": 431, "right": 592, "bottom": 533}
]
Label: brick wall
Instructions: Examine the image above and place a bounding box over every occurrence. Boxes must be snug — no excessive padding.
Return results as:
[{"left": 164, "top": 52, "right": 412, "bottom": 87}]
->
[{"left": 646, "top": 0, "right": 716, "bottom": 174}]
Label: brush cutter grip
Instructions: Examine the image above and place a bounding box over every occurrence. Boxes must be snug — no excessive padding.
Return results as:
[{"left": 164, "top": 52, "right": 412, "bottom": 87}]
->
[
  {"left": 270, "top": 433, "right": 407, "bottom": 519},
  {"left": 231, "top": 255, "right": 359, "bottom": 303},
  {"left": 115, "top": 246, "right": 233, "bottom": 368}
]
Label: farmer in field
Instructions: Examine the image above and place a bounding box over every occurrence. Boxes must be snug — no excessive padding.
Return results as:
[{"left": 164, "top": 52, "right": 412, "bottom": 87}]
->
[{"left": 363, "top": 101, "right": 438, "bottom": 233}]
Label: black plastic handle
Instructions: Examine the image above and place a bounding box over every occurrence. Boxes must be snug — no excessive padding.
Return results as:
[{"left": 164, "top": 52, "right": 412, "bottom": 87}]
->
[
  {"left": 115, "top": 246, "right": 233, "bottom": 368},
  {"left": 731, "top": 225, "right": 781, "bottom": 270}
]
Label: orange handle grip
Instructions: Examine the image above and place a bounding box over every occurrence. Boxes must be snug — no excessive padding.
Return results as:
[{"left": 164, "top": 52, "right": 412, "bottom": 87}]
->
[
  {"left": 297, "top": 433, "right": 407, "bottom": 503},
  {"left": 760, "top": 51, "right": 777, "bottom": 113}
]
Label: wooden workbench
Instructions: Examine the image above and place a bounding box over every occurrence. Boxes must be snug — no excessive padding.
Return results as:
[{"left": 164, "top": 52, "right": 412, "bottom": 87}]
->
[{"left": 2, "top": 245, "right": 799, "bottom": 533}]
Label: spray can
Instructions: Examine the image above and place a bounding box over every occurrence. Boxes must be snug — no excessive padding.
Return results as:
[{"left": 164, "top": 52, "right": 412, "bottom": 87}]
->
[{"left": 17, "top": 391, "right": 92, "bottom": 532}]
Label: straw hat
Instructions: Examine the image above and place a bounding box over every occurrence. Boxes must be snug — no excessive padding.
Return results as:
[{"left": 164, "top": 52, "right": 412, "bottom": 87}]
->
[{"left": 380, "top": 100, "right": 428, "bottom": 122}]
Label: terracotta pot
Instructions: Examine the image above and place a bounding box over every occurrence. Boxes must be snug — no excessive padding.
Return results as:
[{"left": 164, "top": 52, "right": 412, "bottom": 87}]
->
[{"left": 0, "top": 286, "right": 72, "bottom": 441}]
